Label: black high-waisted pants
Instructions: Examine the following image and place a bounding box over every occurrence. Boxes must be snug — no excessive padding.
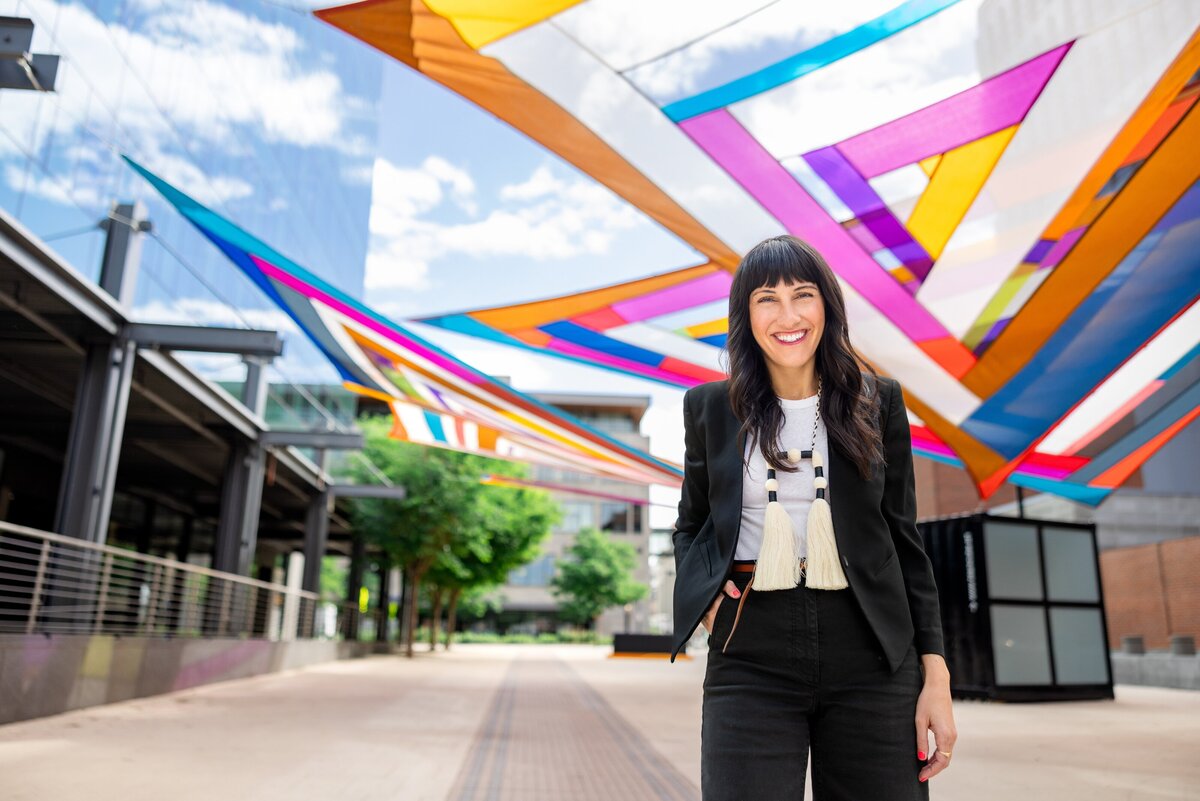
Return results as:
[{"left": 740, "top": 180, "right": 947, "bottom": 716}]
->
[{"left": 702, "top": 560, "right": 929, "bottom": 800}]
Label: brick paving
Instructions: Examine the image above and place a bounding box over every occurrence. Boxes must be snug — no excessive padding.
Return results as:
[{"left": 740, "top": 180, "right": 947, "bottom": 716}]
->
[
  {"left": 1, "top": 643, "right": 1199, "bottom": 800},
  {"left": 445, "top": 659, "right": 695, "bottom": 801}
]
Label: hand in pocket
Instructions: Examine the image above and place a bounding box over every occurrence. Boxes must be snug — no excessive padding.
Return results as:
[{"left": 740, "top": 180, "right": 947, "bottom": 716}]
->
[{"left": 702, "top": 580, "right": 740, "bottom": 633}]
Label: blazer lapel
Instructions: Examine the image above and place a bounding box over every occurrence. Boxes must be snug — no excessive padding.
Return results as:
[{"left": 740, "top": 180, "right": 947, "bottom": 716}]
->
[{"left": 827, "top": 437, "right": 855, "bottom": 566}]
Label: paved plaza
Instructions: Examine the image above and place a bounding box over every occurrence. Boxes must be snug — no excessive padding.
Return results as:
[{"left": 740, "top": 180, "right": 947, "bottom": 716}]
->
[{"left": 1, "top": 643, "right": 1198, "bottom": 801}]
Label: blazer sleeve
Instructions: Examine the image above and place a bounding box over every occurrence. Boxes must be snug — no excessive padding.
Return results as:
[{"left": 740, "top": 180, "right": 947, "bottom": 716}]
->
[
  {"left": 672, "top": 388, "right": 710, "bottom": 574},
  {"left": 880, "top": 377, "right": 946, "bottom": 658}
]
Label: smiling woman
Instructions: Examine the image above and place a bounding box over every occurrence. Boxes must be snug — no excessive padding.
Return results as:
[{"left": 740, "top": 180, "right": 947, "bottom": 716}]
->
[{"left": 672, "top": 234, "right": 957, "bottom": 799}]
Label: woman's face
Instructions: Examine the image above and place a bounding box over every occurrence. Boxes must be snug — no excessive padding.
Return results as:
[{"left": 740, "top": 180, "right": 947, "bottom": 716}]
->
[{"left": 748, "top": 278, "right": 825, "bottom": 377}]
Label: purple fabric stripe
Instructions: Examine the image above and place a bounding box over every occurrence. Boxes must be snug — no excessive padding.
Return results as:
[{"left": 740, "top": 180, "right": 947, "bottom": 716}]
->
[
  {"left": 1024, "top": 238, "right": 1055, "bottom": 263},
  {"left": 838, "top": 43, "right": 1071, "bottom": 178},
  {"left": 1041, "top": 227, "right": 1086, "bottom": 268},
  {"left": 805, "top": 146, "right": 933, "bottom": 272},
  {"left": 679, "top": 110, "right": 956, "bottom": 345},
  {"left": 611, "top": 270, "right": 732, "bottom": 322}
]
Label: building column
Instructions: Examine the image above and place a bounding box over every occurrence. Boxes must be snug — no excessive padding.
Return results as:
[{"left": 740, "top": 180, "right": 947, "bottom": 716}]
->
[
  {"left": 212, "top": 357, "right": 268, "bottom": 576},
  {"left": 54, "top": 202, "right": 148, "bottom": 545}
]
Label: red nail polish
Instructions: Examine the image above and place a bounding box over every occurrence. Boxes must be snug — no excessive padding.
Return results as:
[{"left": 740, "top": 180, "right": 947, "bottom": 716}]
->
[
  {"left": 920, "top": 776, "right": 928, "bottom": 783},
  {"left": 918, "top": 752, "right": 926, "bottom": 760}
]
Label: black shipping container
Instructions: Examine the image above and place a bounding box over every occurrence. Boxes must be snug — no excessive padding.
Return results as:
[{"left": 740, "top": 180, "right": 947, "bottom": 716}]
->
[{"left": 919, "top": 513, "right": 1113, "bottom": 702}]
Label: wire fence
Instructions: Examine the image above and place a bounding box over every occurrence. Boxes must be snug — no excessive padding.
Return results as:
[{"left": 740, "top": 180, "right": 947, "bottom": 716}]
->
[{"left": 0, "top": 521, "right": 322, "bottom": 640}]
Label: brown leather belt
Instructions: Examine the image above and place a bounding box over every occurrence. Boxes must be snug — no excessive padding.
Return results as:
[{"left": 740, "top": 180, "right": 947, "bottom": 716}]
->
[{"left": 721, "top": 559, "right": 806, "bottom": 653}]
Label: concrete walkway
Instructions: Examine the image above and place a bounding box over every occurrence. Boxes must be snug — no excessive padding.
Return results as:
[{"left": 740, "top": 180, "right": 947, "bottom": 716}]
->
[{"left": 1, "top": 643, "right": 1198, "bottom": 800}]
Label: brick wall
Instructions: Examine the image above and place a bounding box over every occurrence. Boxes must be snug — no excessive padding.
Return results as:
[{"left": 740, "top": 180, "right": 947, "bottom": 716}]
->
[
  {"left": 914, "top": 456, "right": 1022, "bottom": 518},
  {"left": 1099, "top": 536, "right": 1200, "bottom": 649}
]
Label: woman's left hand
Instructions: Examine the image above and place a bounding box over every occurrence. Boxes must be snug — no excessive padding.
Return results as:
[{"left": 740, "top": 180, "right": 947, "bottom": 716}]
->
[{"left": 915, "top": 655, "right": 957, "bottom": 784}]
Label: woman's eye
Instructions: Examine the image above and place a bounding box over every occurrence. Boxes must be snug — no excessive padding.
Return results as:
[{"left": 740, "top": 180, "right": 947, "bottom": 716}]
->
[{"left": 756, "top": 296, "right": 775, "bottom": 303}]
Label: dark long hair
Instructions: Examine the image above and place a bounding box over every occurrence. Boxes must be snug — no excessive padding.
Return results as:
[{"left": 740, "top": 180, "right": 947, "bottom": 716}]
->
[{"left": 724, "top": 235, "right": 884, "bottom": 480}]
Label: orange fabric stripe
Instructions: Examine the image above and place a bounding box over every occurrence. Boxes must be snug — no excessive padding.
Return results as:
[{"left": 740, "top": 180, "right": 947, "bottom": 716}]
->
[
  {"left": 1041, "top": 31, "right": 1200, "bottom": 239},
  {"left": 473, "top": 262, "right": 719, "bottom": 330},
  {"left": 1092, "top": 405, "right": 1200, "bottom": 488},
  {"left": 963, "top": 102, "right": 1200, "bottom": 397},
  {"left": 316, "top": 0, "right": 741, "bottom": 270}
]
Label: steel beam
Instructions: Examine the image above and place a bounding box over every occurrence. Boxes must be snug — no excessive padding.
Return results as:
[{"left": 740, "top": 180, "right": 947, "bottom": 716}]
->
[
  {"left": 301, "top": 451, "right": 330, "bottom": 595},
  {"left": 212, "top": 440, "right": 266, "bottom": 576},
  {"left": 53, "top": 338, "right": 137, "bottom": 543},
  {"left": 127, "top": 323, "right": 284, "bottom": 358},
  {"left": 262, "top": 430, "right": 365, "bottom": 450},
  {"left": 329, "top": 484, "right": 408, "bottom": 500},
  {"left": 98, "top": 202, "right": 150, "bottom": 307}
]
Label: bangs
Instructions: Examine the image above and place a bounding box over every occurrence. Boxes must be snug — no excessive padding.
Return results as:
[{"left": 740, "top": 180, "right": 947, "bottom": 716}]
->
[{"left": 732, "top": 236, "right": 826, "bottom": 300}]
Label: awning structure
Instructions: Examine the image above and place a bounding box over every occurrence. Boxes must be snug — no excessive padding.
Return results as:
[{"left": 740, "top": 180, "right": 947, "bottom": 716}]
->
[
  {"left": 316, "top": 0, "right": 1200, "bottom": 504},
  {"left": 125, "top": 158, "right": 683, "bottom": 489}
]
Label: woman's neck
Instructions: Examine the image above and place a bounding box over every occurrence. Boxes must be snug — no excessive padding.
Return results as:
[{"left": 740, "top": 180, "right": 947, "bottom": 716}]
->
[{"left": 768, "top": 363, "right": 819, "bottom": 400}]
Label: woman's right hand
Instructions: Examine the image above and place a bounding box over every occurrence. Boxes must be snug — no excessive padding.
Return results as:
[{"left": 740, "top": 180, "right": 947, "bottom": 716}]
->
[{"left": 702, "top": 580, "right": 740, "bottom": 633}]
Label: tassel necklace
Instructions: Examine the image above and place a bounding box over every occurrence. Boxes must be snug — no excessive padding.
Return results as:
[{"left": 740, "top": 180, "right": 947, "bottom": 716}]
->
[{"left": 753, "top": 377, "right": 848, "bottom": 591}]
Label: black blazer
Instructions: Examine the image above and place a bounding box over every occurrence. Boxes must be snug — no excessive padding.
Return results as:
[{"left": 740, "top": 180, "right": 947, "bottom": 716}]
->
[{"left": 670, "top": 374, "right": 945, "bottom": 670}]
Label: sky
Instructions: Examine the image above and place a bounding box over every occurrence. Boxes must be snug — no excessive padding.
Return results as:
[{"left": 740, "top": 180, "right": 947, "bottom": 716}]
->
[
  {"left": 0, "top": 0, "right": 994, "bottom": 529},
  {"left": 354, "top": 36, "right": 708, "bottom": 528}
]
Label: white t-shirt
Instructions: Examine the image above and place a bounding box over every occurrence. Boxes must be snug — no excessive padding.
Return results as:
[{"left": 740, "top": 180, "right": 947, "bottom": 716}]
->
[{"left": 735, "top": 394, "right": 831, "bottom": 561}]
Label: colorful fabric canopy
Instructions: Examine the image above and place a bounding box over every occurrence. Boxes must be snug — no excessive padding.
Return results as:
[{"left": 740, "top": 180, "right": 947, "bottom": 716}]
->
[
  {"left": 125, "top": 158, "right": 684, "bottom": 489},
  {"left": 316, "top": 0, "right": 1200, "bottom": 505}
]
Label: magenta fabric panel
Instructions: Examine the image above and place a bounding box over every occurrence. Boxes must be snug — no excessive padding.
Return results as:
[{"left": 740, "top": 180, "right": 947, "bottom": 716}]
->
[
  {"left": 837, "top": 43, "right": 1071, "bottom": 178},
  {"left": 678, "top": 109, "right": 954, "bottom": 344},
  {"left": 1041, "top": 226, "right": 1086, "bottom": 267},
  {"left": 611, "top": 270, "right": 733, "bottom": 322}
]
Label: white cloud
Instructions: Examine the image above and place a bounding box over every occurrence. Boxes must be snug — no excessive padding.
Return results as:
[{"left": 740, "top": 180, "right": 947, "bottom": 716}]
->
[
  {"left": 1, "top": 0, "right": 371, "bottom": 209},
  {"left": 364, "top": 158, "right": 647, "bottom": 291}
]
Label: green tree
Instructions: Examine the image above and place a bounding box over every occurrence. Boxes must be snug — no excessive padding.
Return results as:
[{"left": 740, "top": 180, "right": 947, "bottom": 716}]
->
[
  {"left": 344, "top": 415, "right": 557, "bottom": 656},
  {"left": 550, "top": 527, "right": 647, "bottom": 631},
  {"left": 424, "top": 472, "right": 559, "bottom": 649},
  {"left": 344, "top": 416, "right": 482, "bottom": 656}
]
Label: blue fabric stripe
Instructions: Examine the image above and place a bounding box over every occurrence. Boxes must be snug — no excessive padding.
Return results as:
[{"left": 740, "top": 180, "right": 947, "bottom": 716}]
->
[
  {"left": 1006, "top": 474, "right": 1111, "bottom": 506},
  {"left": 540, "top": 321, "right": 664, "bottom": 367},
  {"left": 423, "top": 409, "right": 447, "bottom": 443},
  {"left": 698, "top": 333, "right": 728, "bottom": 348},
  {"left": 662, "top": 0, "right": 963, "bottom": 121},
  {"left": 961, "top": 182, "right": 1200, "bottom": 458},
  {"left": 1072, "top": 380, "right": 1200, "bottom": 483}
]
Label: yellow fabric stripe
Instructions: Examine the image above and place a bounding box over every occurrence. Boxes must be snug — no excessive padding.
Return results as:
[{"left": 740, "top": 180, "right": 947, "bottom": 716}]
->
[
  {"left": 424, "top": 0, "right": 581, "bottom": 49},
  {"left": 685, "top": 317, "right": 728, "bottom": 339},
  {"left": 918, "top": 154, "right": 942, "bottom": 176},
  {"left": 907, "top": 126, "right": 1017, "bottom": 260}
]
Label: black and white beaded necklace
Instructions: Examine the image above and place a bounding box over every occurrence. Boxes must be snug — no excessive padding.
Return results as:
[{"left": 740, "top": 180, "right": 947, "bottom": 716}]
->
[{"left": 753, "top": 377, "right": 848, "bottom": 591}]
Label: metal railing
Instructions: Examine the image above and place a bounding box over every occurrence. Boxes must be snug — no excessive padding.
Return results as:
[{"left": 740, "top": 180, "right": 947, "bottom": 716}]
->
[{"left": 0, "top": 521, "right": 321, "bottom": 639}]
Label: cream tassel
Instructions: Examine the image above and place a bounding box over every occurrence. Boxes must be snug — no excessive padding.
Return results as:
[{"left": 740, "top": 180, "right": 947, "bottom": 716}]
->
[
  {"left": 754, "top": 476, "right": 802, "bottom": 590},
  {"left": 803, "top": 451, "right": 848, "bottom": 589}
]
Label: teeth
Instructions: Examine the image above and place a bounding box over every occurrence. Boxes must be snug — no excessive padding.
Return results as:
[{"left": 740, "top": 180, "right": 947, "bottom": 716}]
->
[{"left": 774, "top": 331, "right": 806, "bottom": 343}]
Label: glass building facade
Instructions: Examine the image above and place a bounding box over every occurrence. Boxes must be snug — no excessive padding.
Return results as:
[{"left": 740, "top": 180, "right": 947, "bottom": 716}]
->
[{"left": 1, "top": 0, "right": 381, "bottom": 386}]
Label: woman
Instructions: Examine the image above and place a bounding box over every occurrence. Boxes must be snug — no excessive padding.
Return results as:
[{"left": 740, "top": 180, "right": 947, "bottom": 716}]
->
[{"left": 669, "top": 235, "right": 957, "bottom": 799}]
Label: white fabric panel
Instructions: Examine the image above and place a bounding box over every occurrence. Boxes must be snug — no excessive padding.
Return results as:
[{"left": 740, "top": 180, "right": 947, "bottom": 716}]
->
[
  {"left": 729, "top": 0, "right": 984, "bottom": 159},
  {"left": 781, "top": 155, "right": 855, "bottom": 221},
  {"left": 917, "top": 0, "right": 1199, "bottom": 338},
  {"left": 482, "top": 23, "right": 785, "bottom": 254},
  {"left": 839, "top": 278, "right": 981, "bottom": 424},
  {"left": 869, "top": 164, "right": 928, "bottom": 209},
  {"left": 1038, "top": 301, "right": 1200, "bottom": 454},
  {"left": 604, "top": 321, "right": 725, "bottom": 370},
  {"left": 550, "top": 0, "right": 777, "bottom": 72},
  {"left": 312, "top": 303, "right": 402, "bottom": 399},
  {"left": 393, "top": 402, "right": 434, "bottom": 442}
]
